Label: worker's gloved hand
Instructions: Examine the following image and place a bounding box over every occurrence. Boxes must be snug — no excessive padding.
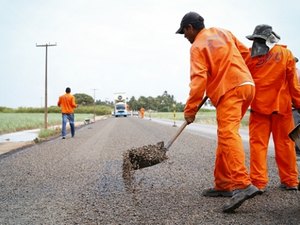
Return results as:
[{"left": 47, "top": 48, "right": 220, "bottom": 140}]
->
[{"left": 184, "top": 115, "right": 195, "bottom": 124}]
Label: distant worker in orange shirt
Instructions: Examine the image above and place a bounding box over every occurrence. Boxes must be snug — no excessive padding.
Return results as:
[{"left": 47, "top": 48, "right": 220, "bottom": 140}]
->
[
  {"left": 139, "top": 107, "right": 145, "bottom": 119},
  {"left": 57, "top": 87, "right": 77, "bottom": 139},
  {"left": 245, "top": 25, "right": 300, "bottom": 192},
  {"left": 176, "top": 11, "right": 259, "bottom": 213}
]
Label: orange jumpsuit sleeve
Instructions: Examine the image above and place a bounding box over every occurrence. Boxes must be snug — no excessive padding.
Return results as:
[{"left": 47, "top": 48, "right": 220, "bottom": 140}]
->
[
  {"left": 184, "top": 49, "right": 207, "bottom": 116},
  {"left": 287, "top": 55, "right": 300, "bottom": 109}
]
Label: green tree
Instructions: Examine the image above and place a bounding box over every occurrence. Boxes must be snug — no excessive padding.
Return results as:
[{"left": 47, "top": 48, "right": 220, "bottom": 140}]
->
[
  {"left": 155, "top": 91, "right": 176, "bottom": 112},
  {"left": 74, "top": 93, "right": 94, "bottom": 105},
  {"left": 126, "top": 90, "right": 185, "bottom": 112},
  {"left": 137, "top": 96, "right": 148, "bottom": 110},
  {"left": 127, "top": 96, "right": 139, "bottom": 111},
  {"left": 95, "top": 99, "right": 114, "bottom": 107},
  {"left": 147, "top": 96, "right": 156, "bottom": 110}
]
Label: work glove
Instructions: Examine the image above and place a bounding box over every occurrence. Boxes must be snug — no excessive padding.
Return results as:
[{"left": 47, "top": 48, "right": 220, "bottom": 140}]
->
[{"left": 184, "top": 115, "right": 195, "bottom": 124}]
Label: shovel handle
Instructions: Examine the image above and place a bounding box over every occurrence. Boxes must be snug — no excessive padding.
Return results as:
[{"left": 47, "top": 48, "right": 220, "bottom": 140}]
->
[{"left": 164, "top": 96, "right": 208, "bottom": 150}]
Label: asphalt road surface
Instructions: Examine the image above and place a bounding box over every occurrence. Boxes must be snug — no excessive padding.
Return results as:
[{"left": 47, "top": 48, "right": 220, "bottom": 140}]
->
[{"left": 0, "top": 117, "right": 299, "bottom": 225}]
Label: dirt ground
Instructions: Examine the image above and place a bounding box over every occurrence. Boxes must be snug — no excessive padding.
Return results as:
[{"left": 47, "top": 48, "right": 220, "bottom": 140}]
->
[{"left": 0, "top": 141, "right": 34, "bottom": 155}]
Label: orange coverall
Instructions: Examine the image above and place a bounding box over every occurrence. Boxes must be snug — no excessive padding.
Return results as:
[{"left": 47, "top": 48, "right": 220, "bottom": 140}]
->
[
  {"left": 184, "top": 27, "right": 254, "bottom": 191},
  {"left": 140, "top": 107, "right": 145, "bottom": 119},
  {"left": 246, "top": 45, "right": 300, "bottom": 189},
  {"left": 57, "top": 93, "right": 77, "bottom": 114}
]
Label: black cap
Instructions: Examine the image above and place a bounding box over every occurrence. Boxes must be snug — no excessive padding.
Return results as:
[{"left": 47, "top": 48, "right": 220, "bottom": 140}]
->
[
  {"left": 176, "top": 12, "right": 204, "bottom": 34},
  {"left": 246, "top": 24, "right": 280, "bottom": 41}
]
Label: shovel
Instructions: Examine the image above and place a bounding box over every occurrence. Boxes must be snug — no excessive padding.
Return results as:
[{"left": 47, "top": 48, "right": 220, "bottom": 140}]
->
[
  {"left": 289, "top": 123, "right": 300, "bottom": 149},
  {"left": 122, "top": 96, "right": 209, "bottom": 171},
  {"left": 164, "top": 96, "right": 209, "bottom": 151}
]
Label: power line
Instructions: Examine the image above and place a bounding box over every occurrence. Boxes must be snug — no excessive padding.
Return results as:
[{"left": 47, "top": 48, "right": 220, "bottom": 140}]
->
[
  {"left": 36, "top": 43, "right": 57, "bottom": 129},
  {"left": 92, "top": 88, "right": 98, "bottom": 122}
]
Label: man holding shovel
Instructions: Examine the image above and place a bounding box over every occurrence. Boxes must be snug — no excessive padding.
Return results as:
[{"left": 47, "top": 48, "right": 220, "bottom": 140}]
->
[
  {"left": 176, "top": 11, "right": 259, "bottom": 213},
  {"left": 245, "top": 25, "right": 300, "bottom": 192}
]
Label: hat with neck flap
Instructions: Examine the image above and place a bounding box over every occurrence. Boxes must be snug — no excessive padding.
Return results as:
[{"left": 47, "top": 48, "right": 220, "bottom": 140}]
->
[{"left": 246, "top": 24, "right": 280, "bottom": 57}]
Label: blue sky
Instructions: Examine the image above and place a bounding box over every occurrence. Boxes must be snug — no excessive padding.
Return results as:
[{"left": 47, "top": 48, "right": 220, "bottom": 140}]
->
[{"left": 0, "top": 0, "right": 299, "bottom": 108}]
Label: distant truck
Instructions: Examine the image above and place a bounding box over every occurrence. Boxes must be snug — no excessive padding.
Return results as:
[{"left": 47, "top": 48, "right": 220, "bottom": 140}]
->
[{"left": 113, "top": 93, "right": 128, "bottom": 117}]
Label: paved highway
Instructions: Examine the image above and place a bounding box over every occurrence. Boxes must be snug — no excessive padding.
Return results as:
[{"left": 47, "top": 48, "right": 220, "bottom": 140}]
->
[{"left": 0, "top": 117, "right": 299, "bottom": 224}]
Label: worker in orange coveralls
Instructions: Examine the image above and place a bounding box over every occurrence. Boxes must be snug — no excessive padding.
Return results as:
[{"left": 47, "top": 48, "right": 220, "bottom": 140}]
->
[
  {"left": 245, "top": 25, "right": 300, "bottom": 192},
  {"left": 176, "top": 12, "right": 259, "bottom": 213},
  {"left": 139, "top": 107, "right": 145, "bottom": 119}
]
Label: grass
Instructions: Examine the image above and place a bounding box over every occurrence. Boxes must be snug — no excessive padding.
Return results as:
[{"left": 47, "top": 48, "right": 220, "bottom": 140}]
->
[
  {"left": 0, "top": 113, "right": 95, "bottom": 135},
  {"left": 38, "top": 127, "right": 61, "bottom": 139},
  {"left": 0, "top": 110, "right": 250, "bottom": 140}
]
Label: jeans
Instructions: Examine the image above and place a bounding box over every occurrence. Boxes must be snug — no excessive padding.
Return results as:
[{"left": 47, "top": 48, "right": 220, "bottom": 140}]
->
[{"left": 62, "top": 113, "right": 75, "bottom": 137}]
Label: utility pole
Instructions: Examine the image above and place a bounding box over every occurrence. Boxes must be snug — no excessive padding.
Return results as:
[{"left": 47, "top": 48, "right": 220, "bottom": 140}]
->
[
  {"left": 36, "top": 43, "right": 57, "bottom": 129},
  {"left": 92, "top": 89, "right": 98, "bottom": 122}
]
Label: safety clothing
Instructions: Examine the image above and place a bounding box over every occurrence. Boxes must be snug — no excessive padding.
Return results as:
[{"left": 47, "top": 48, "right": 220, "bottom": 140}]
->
[
  {"left": 246, "top": 45, "right": 300, "bottom": 114},
  {"left": 184, "top": 27, "right": 254, "bottom": 191},
  {"left": 57, "top": 93, "right": 77, "bottom": 114},
  {"left": 249, "top": 111, "right": 298, "bottom": 189},
  {"left": 246, "top": 44, "right": 300, "bottom": 189},
  {"left": 139, "top": 107, "right": 145, "bottom": 119},
  {"left": 215, "top": 85, "right": 254, "bottom": 191},
  {"left": 184, "top": 27, "right": 253, "bottom": 116}
]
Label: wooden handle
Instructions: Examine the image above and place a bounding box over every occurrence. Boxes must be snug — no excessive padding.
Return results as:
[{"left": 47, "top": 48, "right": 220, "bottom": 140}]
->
[{"left": 164, "top": 96, "right": 208, "bottom": 150}]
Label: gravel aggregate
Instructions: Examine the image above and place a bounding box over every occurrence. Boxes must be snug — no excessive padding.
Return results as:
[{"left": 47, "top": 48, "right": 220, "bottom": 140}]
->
[{"left": 0, "top": 116, "right": 300, "bottom": 224}]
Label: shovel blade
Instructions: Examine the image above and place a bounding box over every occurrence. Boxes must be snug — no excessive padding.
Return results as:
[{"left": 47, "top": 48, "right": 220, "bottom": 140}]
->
[{"left": 123, "top": 141, "right": 168, "bottom": 171}]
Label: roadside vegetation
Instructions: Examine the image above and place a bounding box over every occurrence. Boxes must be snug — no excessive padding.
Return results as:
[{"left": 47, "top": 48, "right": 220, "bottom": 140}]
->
[
  {"left": 0, "top": 108, "right": 250, "bottom": 136},
  {"left": 38, "top": 127, "right": 61, "bottom": 140},
  {"left": 0, "top": 90, "right": 250, "bottom": 139},
  {"left": 0, "top": 105, "right": 112, "bottom": 135},
  {"left": 0, "top": 113, "right": 94, "bottom": 135}
]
